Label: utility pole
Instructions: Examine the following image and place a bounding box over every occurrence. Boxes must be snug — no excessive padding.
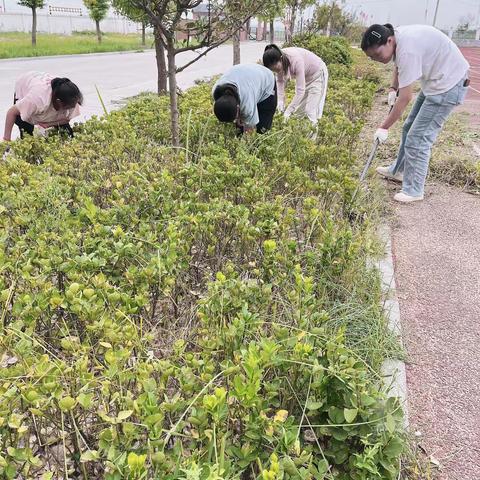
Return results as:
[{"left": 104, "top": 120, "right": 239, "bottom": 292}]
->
[{"left": 432, "top": 0, "right": 440, "bottom": 27}]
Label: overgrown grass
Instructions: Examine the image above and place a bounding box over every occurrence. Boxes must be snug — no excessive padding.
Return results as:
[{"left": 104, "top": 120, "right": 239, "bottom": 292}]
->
[
  {"left": 429, "top": 112, "right": 480, "bottom": 192},
  {"left": 0, "top": 32, "right": 153, "bottom": 59},
  {"left": 0, "top": 39, "right": 406, "bottom": 479}
]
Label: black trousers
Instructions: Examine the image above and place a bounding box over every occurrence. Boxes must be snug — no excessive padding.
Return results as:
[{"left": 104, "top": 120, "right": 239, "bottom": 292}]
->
[
  {"left": 237, "top": 82, "right": 278, "bottom": 135},
  {"left": 256, "top": 82, "right": 278, "bottom": 134},
  {"left": 14, "top": 95, "right": 74, "bottom": 139}
]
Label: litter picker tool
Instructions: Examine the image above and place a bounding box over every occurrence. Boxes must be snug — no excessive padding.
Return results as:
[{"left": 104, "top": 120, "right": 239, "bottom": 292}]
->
[{"left": 350, "top": 98, "right": 396, "bottom": 205}]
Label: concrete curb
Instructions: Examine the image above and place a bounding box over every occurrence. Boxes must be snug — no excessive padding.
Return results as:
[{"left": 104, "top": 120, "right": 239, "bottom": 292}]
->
[{"left": 378, "top": 224, "right": 409, "bottom": 429}]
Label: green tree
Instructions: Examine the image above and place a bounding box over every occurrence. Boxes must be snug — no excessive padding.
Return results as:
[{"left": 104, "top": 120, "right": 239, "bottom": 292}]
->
[
  {"left": 313, "top": 1, "right": 354, "bottom": 37},
  {"left": 258, "top": 0, "right": 285, "bottom": 43},
  {"left": 284, "top": 0, "right": 315, "bottom": 42},
  {"left": 83, "top": 0, "right": 110, "bottom": 43},
  {"left": 129, "top": 0, "right": 266, "bottom": 147},
  {"left": 17, "top": 0, "right": 45, "bottom": 46},
  {"left": 233, "top": 1, "right": 284, "bottom": 70}
]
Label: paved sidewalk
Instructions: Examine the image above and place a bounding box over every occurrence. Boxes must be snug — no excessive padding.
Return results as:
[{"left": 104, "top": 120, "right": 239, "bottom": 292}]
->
[
  {"left": 390, "top": 184, "right": 480, "bottom": 479},
  {"left": 0, "top": 41, "right": 267, "bottom": 139}
]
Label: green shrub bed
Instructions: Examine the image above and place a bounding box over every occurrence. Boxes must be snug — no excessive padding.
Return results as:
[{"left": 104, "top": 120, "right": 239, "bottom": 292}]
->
[
  {"left": 0, "top": 39, "right": 404, "bottom": 479},
  {"left": 285, "top": 35, "right": 352, "bottom": 67}
]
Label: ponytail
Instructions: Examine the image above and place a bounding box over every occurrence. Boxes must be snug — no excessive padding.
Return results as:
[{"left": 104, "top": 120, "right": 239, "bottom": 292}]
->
[
  {"left": 263, "top": 44, "right": 290, "bottom": 75},
  {"left": 361, "top": 23, "right": 395, "bottom": 51}
]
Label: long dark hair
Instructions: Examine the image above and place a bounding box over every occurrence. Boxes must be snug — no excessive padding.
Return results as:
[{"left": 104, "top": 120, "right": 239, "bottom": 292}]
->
[
  {"left": 263, "top": 44, "right": 290, "bottom": 75},
  {"left": 361, "top": 23, "right": 395, "bottom": 51},
  {"left": 213, "top": 83, "right": 240, "bottom": 123},
  {"left": 51, "top": 78, "right": 83, "bottom": 108}
]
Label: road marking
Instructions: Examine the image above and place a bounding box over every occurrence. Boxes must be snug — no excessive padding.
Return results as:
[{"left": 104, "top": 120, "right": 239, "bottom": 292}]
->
[{"left": 469, "top": 85, "right": 480, "bottom": 95}]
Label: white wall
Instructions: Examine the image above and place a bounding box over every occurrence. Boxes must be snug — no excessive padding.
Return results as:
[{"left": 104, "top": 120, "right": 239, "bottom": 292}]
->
[{"left": 0, "top": 12, "right": 143, "bottom": 35}]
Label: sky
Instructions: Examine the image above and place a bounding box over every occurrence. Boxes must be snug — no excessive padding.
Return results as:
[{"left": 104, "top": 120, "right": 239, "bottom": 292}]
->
[
  {"left": 341, "top": 0, "right": 480, "bottom": 30},
  {"left": 2, "top": 0, "right": 480, "bottom": 30}
]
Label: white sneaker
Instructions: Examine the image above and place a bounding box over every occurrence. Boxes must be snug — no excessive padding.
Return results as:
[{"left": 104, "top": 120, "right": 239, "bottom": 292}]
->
[
  {"left": 393, "top": 192, "right": 424, "bottom": 203},
  {"left": 376, "top": 166, "right": 403, "bottom": 183}
]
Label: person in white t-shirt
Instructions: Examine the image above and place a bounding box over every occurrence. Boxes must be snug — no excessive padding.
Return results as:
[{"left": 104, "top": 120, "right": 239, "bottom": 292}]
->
[{"left": 361, "top": 24, "right": 470, "bottom": 203}]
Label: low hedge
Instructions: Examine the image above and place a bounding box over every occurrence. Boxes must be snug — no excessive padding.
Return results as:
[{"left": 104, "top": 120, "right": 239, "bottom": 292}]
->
[{"left": 0, "top": 38, "right": 402, "bottom": 480}]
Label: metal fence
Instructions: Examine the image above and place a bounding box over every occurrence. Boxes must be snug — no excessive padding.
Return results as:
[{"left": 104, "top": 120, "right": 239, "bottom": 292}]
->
[{"left": 249, "top": 27, "right": 286, "bottom": 42}]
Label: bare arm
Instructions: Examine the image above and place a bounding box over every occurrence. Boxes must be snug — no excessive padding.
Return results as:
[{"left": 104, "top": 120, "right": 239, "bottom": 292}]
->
[
  {"left": 3, "top": 105, "right": 20, "bottom": 141},
  {"left": 390, "top": 67, "right": 399, "bottom": 91},
  {"left": 380, "top": 84, "right": 413, "bottom": 130}
]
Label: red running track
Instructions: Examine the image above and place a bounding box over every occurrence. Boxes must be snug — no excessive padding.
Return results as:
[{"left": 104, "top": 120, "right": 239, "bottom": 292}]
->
[{"left": 460, "top": 47, "right": 480, "bottom": 123}]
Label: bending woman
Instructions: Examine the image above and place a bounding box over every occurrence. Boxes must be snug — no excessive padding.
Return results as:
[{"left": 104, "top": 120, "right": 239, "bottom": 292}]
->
[
  {"left": 212, "top": 64, "right": 277, "bottom": 134},
  {"left": 262, "top": 44, "right": 329, "bottom": 123},
  {"left": 2, "top": 71, "right": 83, "bottom": 142},
  {"left": 362, "top": 24, "right": 470, "bottom": 203}
]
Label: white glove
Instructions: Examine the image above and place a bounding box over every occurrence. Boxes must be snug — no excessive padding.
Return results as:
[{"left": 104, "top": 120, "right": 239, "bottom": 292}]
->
[
  {"left": 2, "top": 145, "right": 11, "bottom": 161},
  {"left": 35, "top": 126, "right": 48, "bottom": 138},
  {"left": 388, "top": 90, "right": 397, "bottom": 107},
  {"left": 283, "top": 110, "right": 291, "bottom": 121},
  {"left": 277, "top": 102, "right": 285, "bottom": 113},
  {"left": 374, "top": 128, "right": 389, "bottom": 144}
]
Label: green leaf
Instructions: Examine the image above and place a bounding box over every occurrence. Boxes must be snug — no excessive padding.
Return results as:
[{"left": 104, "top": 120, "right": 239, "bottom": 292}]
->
[
  {"left": 344, "top": 408, "right": 358, "bottom": 423},
  {"left": 385, "top": 413, "right": 396, "bottom": 433},
  {"left": 127, "top": 452, "right": 147, "bottom": 471},
  {"left": 327, "top": 406, "right": 344, "bottom": 424},
  {"left": 306, "top": 400, "right": 323, "bottom": 411},
  {"left": 80, "top": 450, "right": 100, "bottom": 462},
  {"left": 77, "top": 393, "right": 93, "bottom": 409},
  {"left": 383, "top": 437, "right": 404, "bottom": 458},
  {"left": 59, "top": 396, "right": 76, "bottom": 412},
  {"left": 117, "top": 410, "right": 133, "bottom": 421}
]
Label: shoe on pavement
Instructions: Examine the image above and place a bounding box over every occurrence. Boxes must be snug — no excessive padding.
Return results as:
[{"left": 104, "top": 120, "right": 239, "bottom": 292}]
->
[
  {"left": 376, "top": 166, "right": 403, "bottom": 183},
  {"left": 394, "top": 192, "right": 424, "bottom": 203}
]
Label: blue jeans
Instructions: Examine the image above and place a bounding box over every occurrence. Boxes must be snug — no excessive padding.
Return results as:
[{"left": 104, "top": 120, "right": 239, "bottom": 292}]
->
[{"left": 389, "top": 77, "right": 469, "bottom": 196}]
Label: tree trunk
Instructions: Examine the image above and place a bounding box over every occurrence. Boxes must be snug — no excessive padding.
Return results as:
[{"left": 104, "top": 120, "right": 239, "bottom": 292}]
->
[
  {"left": 154, "top": 26, "right": 167, "bottom": 94},
  {"left": 32, "top": 7, "right": 37, "bottom": 46},
  {"left": 233, "top": 30, "right": 241, "bottom": 65},
  {"left": 327, "top": 0, "right": 336, "bottom": 37},
  {"left": 256, "top": 17, "right": 261, "bottom": 40},
  {"left": 269, "top": 19, "right": 275, "bottom": 43},
  {"left": 167, "top": 38, "right": 180, "bottom": 147},
  {"left": 96, "top": 20, "right": 102, "bottom": 43},
  {"left": 326, "top": 18, "right": 331, "bottom": 37},
  {"left": 290, "top": 9, "right": 297, "bottom": 40},
  {"left": 287, "top": 0, "right": 299, "bottom": 42},
  {"left": 141, "top": 21, "right": 146, "bottom": 46},
  {"left": 262, "top": 20, "right": 267, "bottom": 41},
  {"left": 246, "top": 18, "right": 251, "bottom": 39}
]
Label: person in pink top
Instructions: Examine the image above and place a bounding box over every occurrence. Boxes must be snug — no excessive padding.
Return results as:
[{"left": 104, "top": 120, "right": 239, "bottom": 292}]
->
[
  {"left": 2, "top": 71, "right": 83, "bottom": 142},
  {"left": 262, "top": 44, "right": 329, "bottom": 125}
]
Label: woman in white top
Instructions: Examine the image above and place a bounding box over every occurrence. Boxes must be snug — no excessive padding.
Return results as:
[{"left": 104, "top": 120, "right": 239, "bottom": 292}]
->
[
  {"left": 262, "top": 44, "right": 329, "bottom": 124},
  {"left": 362, "top": 23, "right": 470, "bottom": 203}
]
